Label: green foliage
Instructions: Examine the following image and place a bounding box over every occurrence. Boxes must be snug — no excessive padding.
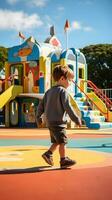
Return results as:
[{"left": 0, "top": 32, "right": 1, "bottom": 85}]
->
[
  {"left": 0, "top": 46, "right": 8, "bottom": 71},
  {"left": 80, "top": 44, "right": 112, "bottom": 88}
]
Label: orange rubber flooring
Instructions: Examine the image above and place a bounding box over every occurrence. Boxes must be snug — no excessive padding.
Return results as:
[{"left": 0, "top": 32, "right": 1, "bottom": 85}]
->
[{"left": 0, "top": 128, "right": 112, "bottom": 200}]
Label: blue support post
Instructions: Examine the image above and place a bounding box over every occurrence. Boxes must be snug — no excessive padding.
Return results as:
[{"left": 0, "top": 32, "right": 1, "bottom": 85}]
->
[{"left": 75, "top": 53, "right": 78, "bottom": 95}]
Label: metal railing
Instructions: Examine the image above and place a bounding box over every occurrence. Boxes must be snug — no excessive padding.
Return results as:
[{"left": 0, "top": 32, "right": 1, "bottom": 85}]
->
[
  {"left": 85, "top": 80, "right": 112, "bottom": 109},
  {"left": 73, "top": 80, "right": 112, "bottom": 121},
  {"left": 101, "top": 88, "right": 112, "bottom": 101},
  {"left": 87, "top": 87, "right": 112, "bottom": 101}
]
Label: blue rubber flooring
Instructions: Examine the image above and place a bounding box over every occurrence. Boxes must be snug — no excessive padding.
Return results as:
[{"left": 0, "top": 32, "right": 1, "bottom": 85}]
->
[{"left": 0, "top": 138, "right": 112, "bottom": 153}]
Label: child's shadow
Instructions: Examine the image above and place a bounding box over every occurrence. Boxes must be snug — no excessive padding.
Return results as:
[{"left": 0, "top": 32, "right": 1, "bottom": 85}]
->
[{"left": 0, "top": 166, "right": 70, "bottom": 174}]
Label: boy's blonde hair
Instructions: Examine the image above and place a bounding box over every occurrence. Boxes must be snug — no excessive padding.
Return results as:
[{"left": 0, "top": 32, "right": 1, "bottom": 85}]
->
[{"left": 53, "top": 65, "right": 74, "bottom": 82}]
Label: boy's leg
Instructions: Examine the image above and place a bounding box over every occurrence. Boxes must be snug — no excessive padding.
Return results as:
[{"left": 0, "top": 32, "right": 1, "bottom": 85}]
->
[
  {"left": 59, "top": 143, "right": 76, "bottom": 168},
  {"left": 42, "top": 143, "right": 58, "bottom": 166},
  {"left": 49, "top": 143, "right": 58, "bottom": 153},
  {"left": 42, "top": 127, "right": 59, "bottom": 166},
  {"left": 59, "top": 143, "right": 66, "bottom": 158}
]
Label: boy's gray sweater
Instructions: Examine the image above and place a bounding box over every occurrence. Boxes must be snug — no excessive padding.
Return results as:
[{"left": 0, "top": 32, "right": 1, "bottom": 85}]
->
[{"left": 36, "top": 85, "right": 80, "bottom": 128}]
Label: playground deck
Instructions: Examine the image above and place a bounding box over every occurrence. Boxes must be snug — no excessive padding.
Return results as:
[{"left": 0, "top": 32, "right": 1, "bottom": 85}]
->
[{"left": 0, "top": 128, "right": 112, "bottom": 200}]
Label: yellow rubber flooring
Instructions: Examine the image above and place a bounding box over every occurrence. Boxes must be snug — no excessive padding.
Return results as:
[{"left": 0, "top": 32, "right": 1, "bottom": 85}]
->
[{"left": 0, "top": 146, "right": 111, "bottom": 171}]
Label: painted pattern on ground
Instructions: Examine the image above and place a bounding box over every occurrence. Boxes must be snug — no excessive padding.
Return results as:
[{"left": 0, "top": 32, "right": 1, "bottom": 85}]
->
[
  {"left": 0, "top": 137, "right": 112, "bottom": 153},
  {"left": 0, "top": 146, "right": 112, "bottom": 171},
  {"left": 0, "top": 129, "right": 112, "bottom": 171}
]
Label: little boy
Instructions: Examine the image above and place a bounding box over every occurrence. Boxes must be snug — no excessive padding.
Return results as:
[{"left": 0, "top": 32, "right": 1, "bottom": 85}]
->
[{"left": 36, "top": 65, "right": 82, "bottom": 168}]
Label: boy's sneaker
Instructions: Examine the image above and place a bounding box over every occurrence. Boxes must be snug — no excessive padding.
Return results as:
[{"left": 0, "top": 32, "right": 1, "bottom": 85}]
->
[
  {"left": 42, "top": 152, "right": 54, "bottom": 166},
  {"left": 60, "top": 157, "right": 76, "bottom": 168}
]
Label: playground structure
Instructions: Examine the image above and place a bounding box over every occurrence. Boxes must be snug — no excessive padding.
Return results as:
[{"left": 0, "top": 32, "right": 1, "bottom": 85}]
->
[{"left": 0, "top": 29, "right": 112, "bottom": 129}]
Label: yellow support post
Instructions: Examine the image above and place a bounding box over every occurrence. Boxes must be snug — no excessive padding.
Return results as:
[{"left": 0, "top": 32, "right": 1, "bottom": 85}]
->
[{"left": 60, "top": 58, "right": 66, "bottom": 66}]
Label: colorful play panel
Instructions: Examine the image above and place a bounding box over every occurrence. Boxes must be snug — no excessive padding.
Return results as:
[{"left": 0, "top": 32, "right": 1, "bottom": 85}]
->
[
  {"left": 0, "top": 27, "right": 112, "bottom": 130},
  {"left": 0, "top": 128, "right": 112, "bottom": 200}
]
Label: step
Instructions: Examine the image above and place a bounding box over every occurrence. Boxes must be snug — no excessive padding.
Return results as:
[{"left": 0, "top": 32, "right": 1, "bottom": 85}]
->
[
  {"left": 79, "top": 105, "right": 88, "bottom": 111},
  {"left": 75, "top": 97, "right": 85, "bottom": 101},
  {"left": 75, "top": 92, "right": 84, "bottom": 98},
  {"left": 84, "top": 116, "right": 105, "bottom": 123},
  {"left": 83, "top": 116, "right": 105, "bottom": 126},
  {"left": 75, "top": 101, "right": 85, "bottom": 106},
  {"left": 89, "top": 110, "right": 101, "bottom": 116},
  {"left": 81, "top": 110, "right": 101, "bottom": 117},
  {"left": 87, "top": 122, "right": 112, "bottom": 129}
]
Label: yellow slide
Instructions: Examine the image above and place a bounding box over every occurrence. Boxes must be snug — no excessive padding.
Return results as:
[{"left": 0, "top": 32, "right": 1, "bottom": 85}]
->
[
  {"left": 0, "top": 85, "right": 23, "bottom": 109},
  {"left": 87, "top": 91, "right": 112, "bottom": 122}
]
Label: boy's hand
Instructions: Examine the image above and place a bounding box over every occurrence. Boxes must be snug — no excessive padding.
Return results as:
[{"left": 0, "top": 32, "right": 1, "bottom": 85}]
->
[
  {"left": 36, "top": 118, "right": 43, "bottom": 128},
  {"left": 77, "top": 119, "right": 82, "bottom": 128},
  {"left": 77, "top": 125, "right": 81, "bottom": 128}
]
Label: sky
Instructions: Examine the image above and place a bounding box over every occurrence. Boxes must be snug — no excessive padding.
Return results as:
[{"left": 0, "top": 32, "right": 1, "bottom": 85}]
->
[{"left": 0, "top": 0, "right": 112, "bottom": 49}]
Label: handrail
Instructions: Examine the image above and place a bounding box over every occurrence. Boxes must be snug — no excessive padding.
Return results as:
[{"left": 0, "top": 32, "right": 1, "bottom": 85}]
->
[
  {"left": 1, "top": 75, "right": 12, "bottom": 85},
  {"left": 72, "top": 80, "right": 110, "bottom": 121},
  {"left": 0, "top": 74, "right": 20, "bottom": 86},
  {"left": 0, "top": 75, "right": 19, "bottom": 94},
  {"left": 79, "top": 79, "right": 112, "bottom": 110},
  {"left": 85, "top": 80, "right": 112, "bottom": 109},
  {"left": 101, "top": 88, "right": 112, "bottom": 100}
]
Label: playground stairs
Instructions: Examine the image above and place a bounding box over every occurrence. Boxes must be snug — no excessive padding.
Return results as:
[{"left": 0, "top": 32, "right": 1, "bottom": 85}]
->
[{"left": 75, "top": 96, "right": 112, "bottom": 129}]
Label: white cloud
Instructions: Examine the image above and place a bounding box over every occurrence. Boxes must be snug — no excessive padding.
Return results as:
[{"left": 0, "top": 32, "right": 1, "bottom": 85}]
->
[
  {"left": 83, "top": 26, "right": 93, "bottom": 32},
  {"left": 7, "top": 0, "right": 48, "bottom": 7},
  {"left": 0, "top": 9, "right": 43, "bottom": 31},
  {"left": 71, "top": 20, "right": 93, "bottom": 32},
  {"left": 78, "top": 0, "right": 93, "bottom": 5},
  {"left": 58, "top": 6, "right": 64, "bottom": 11},
  {"left": 7, "top": 0, "right": 19, "bottom": 4},
  {"left": 29, "top": 0, "right": 48, "bottom": 7}
]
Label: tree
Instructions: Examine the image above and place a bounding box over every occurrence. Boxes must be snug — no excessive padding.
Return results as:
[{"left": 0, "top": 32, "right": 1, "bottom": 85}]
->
[
  {"left": 80, "top": 44, "right": 112, "bottom": 88},
  {"left": 0, "top": 46, "right": 8, "bottom": 71}
]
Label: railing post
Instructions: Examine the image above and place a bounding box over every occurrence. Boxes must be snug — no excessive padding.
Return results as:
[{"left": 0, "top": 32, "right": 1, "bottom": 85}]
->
[
  {"left": 107, "top": 107, "right": 109, "bottom": 122},
  {"left": 75, "top": 53, "right": 78, "bottom": 95}
]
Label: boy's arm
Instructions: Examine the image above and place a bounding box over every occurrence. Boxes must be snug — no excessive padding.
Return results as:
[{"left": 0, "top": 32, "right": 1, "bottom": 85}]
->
[{"left": 61, "top": 90, "right": 82, "bottom": 126}]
